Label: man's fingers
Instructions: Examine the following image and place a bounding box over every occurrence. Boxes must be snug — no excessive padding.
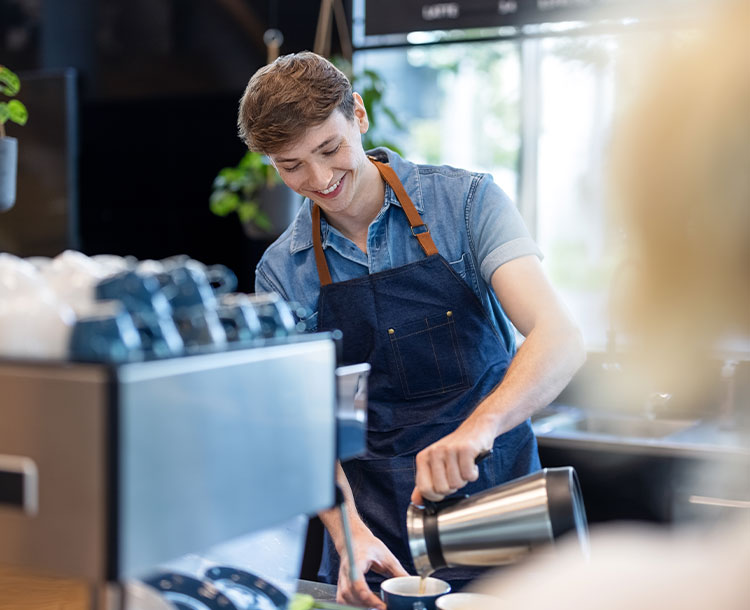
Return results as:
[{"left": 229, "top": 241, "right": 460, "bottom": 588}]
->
[
  {"left": 339, "top": 580, "right": 385, "bottom": 610},
  {"left": 391, "top": 561, "right": 410, "bottom": 578},
  {"left": 371, "top": 553, "right": 409, "bottom": 578},
  {"left": 411, "top": 487, "right": 423, "bottom": 506},
  {"left": 428, "top": 454, "right": 455, "bottom": 497},
  {"left": 458, "top": 448, "right": 480, "bottom": 483},
  {"left": 444, "top": 452, "right": 466, "bottom": 490},
  {"left": 414, "top": 454, "right": 437, "bottom": 500}
]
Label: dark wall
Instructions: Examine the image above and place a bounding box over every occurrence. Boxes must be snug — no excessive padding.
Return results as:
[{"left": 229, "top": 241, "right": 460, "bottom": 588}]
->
[
  {"left": 1, "top": 0, "right": 350, "bottom": 290},
  {"left": 2, "top": 0, "right": 337, "bottom": 99},
  {"left": 78, "top": 93, "right": 267, "bottom": 291}
]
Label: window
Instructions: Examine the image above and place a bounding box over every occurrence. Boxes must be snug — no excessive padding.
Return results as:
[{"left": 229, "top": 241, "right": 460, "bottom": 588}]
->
[
  {"left": 355, "top": 27, "right": 691, "bottom": 351},
  {"left": 355, "top": 41, "right": 520, "bottom": 201}
]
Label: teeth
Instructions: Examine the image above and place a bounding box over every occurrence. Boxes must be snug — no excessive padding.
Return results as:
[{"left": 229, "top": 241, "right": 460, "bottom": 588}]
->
[{"left": 320, "top": 178, "right": 341, "bottom": 195}]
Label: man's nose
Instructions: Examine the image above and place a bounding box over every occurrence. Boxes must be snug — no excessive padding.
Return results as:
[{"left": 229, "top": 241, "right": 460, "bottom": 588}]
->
[{"left": 307, "top": 163, "right": 333, "bottom": 191}]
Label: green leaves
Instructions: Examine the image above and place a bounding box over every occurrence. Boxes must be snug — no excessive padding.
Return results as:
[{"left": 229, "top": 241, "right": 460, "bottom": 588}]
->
[
  {"left": 0, "top": 65, "right": 27, "bottom": 131},
  {"left": 0, "top": 66, "right": 20, "bottom": 97},
  {"left": 209, "top": 190, "right": 241, "bottom": 216},
  {"left": 237, "top": 202, "right": 273, "bottom": 231},
  {"left": 329, "top": 55, "right": 404, "bottom": 153},
  {"left": 209, "top": 151, "right": 278, "bottom": 232},
  {"left": 346, "top": 60, "right": 405, "bottom": 154},
  {"left": 6, "top": 100, "right": 27, "bottom": 125},
  {"left": 0, "top": 100, "right": 28, "bottom": 126}
]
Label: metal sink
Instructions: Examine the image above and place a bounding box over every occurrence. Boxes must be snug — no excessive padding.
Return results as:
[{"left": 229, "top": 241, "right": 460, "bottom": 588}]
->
[{"left": 532, "top": 407, "right": 700, "bottom": 441}]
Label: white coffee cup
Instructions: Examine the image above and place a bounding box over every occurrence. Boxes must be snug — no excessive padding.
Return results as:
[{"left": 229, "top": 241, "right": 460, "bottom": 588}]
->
[
  {"left": 381, "top": 576, "right": 451, "bottom": 610},
  {"left": 42, "top": 250, "right": 110, "bottom": 316},
  {"left": 0, "top": 253, "right": 47, "bottom": 298},
  {"left": 0, "top": 290, "right": 76, "bottom": 360},
  {"left": 91, "top": 253, "right": 134, "bottom": 276},
  {"left": 137, "top": 258, "right": 167, "bottom": 276},
  {"left": 435, "top": 592, "right": 504, "bottom": 609},
  {"left": 25, "top": 256, "right": 53, "bottom": 272}
]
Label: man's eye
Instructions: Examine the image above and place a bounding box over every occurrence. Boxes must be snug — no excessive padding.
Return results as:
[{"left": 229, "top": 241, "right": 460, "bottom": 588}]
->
[
  {"left": 283, "top": 164, "right": 300, "bottom": 172},
  {"left": 323, "top": 145, "right": 340, "bottom": 156}
]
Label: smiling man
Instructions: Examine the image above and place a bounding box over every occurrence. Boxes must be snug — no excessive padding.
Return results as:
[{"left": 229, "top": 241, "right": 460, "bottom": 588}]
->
[{"left": 239, "top": 52, "right": 584, "bottom": 609}]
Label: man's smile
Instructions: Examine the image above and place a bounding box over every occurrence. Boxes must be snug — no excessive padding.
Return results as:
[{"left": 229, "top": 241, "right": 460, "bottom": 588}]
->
[{"left": 316, "top": 175, "right": 345, "bottom": 198}]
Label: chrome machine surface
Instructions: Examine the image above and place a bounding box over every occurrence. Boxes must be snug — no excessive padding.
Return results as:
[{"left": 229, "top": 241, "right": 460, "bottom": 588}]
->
[
  {"left": 0, "top": 336, "right": 337, "bottom": 583},
  {"left": 408, "top": 467, "right": 589, "bottom": 576}
]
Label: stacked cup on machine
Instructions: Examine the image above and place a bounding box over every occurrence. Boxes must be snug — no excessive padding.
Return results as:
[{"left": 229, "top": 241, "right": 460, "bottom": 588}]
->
[{"left": 0, "top": 250, "right": 298, "bottom": 364}]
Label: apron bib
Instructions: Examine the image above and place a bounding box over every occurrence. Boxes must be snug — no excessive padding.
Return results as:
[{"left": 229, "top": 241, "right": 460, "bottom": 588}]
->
[{"left": 314, "top": 159, "right": 540, "bottom": 587}]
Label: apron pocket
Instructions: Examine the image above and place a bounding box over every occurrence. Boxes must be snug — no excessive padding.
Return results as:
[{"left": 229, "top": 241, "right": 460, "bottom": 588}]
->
[{"left": 388, "top": 311, "right": 469, "bottom": 399}]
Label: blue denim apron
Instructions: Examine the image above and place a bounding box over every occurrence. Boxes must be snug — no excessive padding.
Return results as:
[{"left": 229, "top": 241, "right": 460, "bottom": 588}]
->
[{"left": 314, "top": 160, "right": 540, "bottom": 589}]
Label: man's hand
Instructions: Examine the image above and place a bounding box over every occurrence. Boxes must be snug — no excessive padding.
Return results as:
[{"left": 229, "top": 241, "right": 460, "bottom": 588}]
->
[
  {"left": 336, "top": 527, "right": 409, "bottom": 610},
  {"left": 410, "top": 418, "right": 495, "bottom": 504}
]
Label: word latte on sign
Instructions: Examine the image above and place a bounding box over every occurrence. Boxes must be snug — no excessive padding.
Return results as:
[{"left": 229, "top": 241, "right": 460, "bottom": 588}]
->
[{"left": 422, "top": 2, "right": 460, "bottom": 20}]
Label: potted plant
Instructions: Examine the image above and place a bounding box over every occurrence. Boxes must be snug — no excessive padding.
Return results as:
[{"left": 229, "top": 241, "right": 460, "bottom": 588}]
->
[
  {"left": 209, "top": 150, "right": 301, "bottom": 239},
  {"left": 0, "top": 65, "right": 28, "bottom": 212}
]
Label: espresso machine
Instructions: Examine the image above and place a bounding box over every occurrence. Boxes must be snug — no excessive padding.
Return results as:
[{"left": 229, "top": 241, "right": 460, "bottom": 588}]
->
[{"left": 0, "top": 334, "right": 344, "bottom": 607}]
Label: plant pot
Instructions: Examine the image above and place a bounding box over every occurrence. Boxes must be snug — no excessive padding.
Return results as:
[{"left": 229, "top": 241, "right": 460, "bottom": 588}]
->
[
  {"left": 243, "top": 182, "right": 303, "bottom": 240},
  {"left": 0, "top": 136, "right": 18, "bottom": 212}
]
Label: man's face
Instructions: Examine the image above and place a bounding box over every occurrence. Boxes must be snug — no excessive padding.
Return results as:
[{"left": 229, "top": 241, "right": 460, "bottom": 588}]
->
[{"left": 269, "top": 95, "right": 372, "bottom": 218}]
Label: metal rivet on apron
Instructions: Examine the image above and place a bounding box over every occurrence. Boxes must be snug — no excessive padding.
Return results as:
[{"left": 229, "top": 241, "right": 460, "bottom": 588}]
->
[
  {"left": 446, "top": 311, "right": 453, "bottom": 317},
  {"left": 388, "top": 328, "right": 395, "bottom": 335}
]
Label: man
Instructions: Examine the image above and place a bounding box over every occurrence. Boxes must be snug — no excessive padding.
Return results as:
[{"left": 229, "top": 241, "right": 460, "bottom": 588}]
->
[{"left": 240, "top": 52, "right": 584, "bottom": 609}]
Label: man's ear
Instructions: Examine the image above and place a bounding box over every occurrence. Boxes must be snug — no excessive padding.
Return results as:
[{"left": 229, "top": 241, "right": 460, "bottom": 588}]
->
[{"left": 353, "top": 92, "right": 370, "bottom": 134}]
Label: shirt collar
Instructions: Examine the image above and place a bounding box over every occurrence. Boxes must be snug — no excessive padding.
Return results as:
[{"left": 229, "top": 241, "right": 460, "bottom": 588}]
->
[{"left": 288, "top": 147, "right": 424, "bottom": 255}]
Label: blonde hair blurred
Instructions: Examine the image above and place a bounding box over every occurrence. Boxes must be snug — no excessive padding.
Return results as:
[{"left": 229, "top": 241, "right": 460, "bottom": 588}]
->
[{"left": 610, "top": 0, "right": 750, "bottom": 395}]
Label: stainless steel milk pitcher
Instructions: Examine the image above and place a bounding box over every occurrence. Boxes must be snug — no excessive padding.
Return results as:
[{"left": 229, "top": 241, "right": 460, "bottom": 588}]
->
[{"left": 407, "top": 466, "right": 589, "bottom": 576}]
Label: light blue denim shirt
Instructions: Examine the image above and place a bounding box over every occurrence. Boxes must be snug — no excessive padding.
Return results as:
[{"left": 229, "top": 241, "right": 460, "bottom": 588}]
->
[{"left": 255, "top": 148, "right": 542, "bottom": 350}]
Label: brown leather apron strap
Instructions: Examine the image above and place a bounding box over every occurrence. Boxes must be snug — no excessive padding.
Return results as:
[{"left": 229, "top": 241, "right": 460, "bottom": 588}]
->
[
  {"left": 312, "top": 158, "right": 439, "bottom": 286},
  {"left": 370, "top": 159, "right": 439, "bottom": 257},
  {"left": 312, "top": 203, "right": 333, "bottom": 286}
]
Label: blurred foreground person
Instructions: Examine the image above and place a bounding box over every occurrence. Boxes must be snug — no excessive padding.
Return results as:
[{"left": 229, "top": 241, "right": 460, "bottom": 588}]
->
[{"left": 474, "top": 1, "right": 750, "bottom": 608}]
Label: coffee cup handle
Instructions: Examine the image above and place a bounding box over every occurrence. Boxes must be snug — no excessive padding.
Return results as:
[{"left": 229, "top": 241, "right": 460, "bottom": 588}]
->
[{"left": 204, "top": 265, "right": 238, "bottom": 295}]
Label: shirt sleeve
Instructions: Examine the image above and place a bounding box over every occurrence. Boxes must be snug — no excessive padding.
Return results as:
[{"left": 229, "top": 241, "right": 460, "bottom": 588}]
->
[
  {"left": 468, "top": 173, "right": 543, "bottom": 285},
  {"left": 254, "top": 262, "right": 289, "bottom": 299}
]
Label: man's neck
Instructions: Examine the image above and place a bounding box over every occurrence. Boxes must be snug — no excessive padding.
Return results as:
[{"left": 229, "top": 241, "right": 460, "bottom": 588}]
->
[{"left": 324, "top": 161, "right": 385, "bottom": 253}]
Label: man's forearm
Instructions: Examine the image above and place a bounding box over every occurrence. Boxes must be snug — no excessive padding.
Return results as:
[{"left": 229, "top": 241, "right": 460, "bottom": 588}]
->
[
  {"left": 471, "top": 318, "right": 585, "bottom": 438},
  {"left": 318, "top": 462, "right": 367, "bottom": 555}
]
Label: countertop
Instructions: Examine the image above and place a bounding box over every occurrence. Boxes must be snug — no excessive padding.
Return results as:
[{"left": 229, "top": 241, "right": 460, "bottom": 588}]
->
[
  {"left": 296, "top": 579, "right": 338, "bottom": 601},
  {"left": 533, "top": 405, "right": 750, "bottom": 460}
]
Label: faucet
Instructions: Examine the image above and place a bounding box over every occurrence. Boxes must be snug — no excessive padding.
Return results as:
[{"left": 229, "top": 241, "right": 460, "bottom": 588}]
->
[{"left": 644, "top": 391, "right": 673, "bottom": 420}]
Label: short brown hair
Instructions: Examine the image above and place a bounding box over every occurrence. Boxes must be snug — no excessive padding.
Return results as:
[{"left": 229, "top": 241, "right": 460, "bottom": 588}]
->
[{"left": 238, "top": 52, "right": 355, "bottom": 154}]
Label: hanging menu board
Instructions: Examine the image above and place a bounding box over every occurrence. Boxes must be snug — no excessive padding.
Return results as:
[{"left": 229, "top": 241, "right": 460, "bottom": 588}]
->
[{"left": 363, "top": 0, "right": 697, "bottom": 37}]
